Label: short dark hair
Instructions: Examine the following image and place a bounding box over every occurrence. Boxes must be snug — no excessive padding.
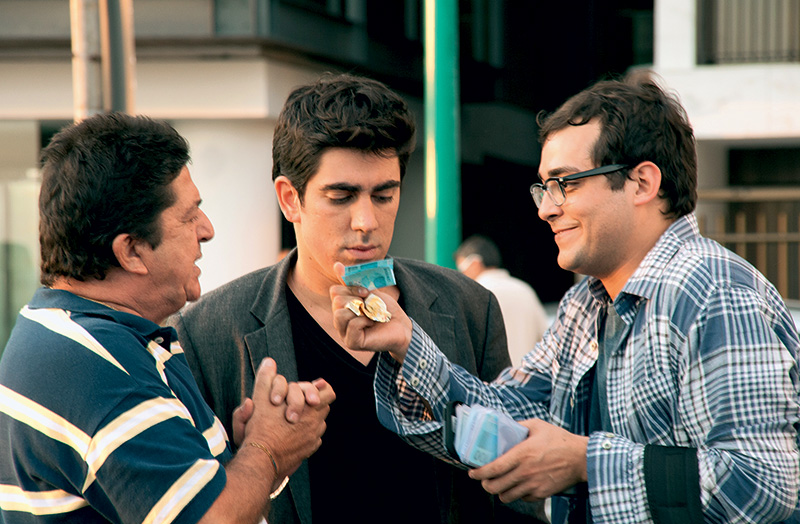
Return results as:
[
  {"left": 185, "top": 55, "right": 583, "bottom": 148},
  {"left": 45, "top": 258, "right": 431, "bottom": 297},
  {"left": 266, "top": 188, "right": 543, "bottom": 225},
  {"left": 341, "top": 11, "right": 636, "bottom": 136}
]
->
[
  {"left": 272, "top": 72, "right": 416, "bottom": 201},
  {"left": 455, "top": 235, "right": 502, "bottom": 268},
  {"left": 538, "top": 72, "right": 697, "bottom": 218},
  {"left": 39, "top": 112, "right": 190, "bottom": 285}
]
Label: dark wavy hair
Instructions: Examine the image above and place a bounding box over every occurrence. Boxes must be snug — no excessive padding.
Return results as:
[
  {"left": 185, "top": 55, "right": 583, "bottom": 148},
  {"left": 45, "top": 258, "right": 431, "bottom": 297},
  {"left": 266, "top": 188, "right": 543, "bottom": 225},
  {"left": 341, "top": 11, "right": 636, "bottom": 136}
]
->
[
  {"left": 538, "top": 72, "right": 697, "bottom": 218},
  {"left": 39, "top": 112, "right": 190, "bottom": 285},
  {"left": 272, "top": 73, "right": 416, "bottom": 201}
]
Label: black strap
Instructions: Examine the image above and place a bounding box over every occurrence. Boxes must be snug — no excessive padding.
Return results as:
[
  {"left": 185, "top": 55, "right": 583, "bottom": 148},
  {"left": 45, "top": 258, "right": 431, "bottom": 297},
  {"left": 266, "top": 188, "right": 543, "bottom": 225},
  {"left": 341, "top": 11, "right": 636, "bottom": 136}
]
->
[{"left": 643, "top": 445, "right": 703, "bottom": 523}]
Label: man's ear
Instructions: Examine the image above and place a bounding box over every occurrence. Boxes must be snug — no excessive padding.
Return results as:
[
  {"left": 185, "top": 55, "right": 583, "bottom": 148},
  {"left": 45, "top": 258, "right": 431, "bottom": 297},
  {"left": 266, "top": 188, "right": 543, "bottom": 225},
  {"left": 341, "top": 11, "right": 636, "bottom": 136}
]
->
[
  {"left": 111, "top": 233, "right": 149, "bottom": 276},
  {"left": 630, "top": 161, "right": 662, "bottom": 207},
  {"left": 274, "top": 176, "right": 302, "bottom": 223}
]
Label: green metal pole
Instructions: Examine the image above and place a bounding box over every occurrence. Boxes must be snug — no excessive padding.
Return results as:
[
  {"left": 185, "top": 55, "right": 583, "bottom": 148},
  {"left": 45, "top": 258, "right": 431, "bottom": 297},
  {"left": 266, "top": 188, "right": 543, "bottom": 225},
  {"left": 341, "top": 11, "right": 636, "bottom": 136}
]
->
[{"left": 424, "top": 0, "right": 461, "bottom": 268}]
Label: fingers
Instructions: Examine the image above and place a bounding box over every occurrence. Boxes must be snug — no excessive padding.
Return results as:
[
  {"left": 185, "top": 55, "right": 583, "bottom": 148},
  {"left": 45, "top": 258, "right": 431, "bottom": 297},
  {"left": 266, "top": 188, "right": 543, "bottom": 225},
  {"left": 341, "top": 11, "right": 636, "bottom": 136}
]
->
[
  {"left": 284, "top": 383, "right": 304, "bottom": 423},
  {"left": 297, "top": 381, "right": 320, "bottom": 406},
  {"left": 252, "top": 357, "right": 278, "bottom": 406},
  {"left": 468, "top": 448, "right": 516, "bottom": 481},
  {"left": 270, "top": 374, "right": 288, "bottom": 405},
  {"left": 329, "top": 284, "right": 369, "bottom": 308},
  {"left": 284, "top": 379, "right": 336, "bottom": 424},
  {"left": 231, "top": 397, "right": 254, "bottom": 447},
  {"left": 333, "top": 261, "right": 346, "bottom": 282},
  {"left": 330, "top": 291, "right": 374, "bottom": 345},
  {"left": 240, "top": 360, "right": 335, "bottom": 480},
  {"left": 333, "top": 307, "right": 372, "bottom": 343},
  {"left": 468, "top": 449, "right": 539, "bottom": 503},
  {"left": 233, "top": 397, "right": 254, "bottom": 422},
  {"left": 312, "top": 378, "right": 336, "bottom": 405},
  {"left": 468, "top": 420, "right": 588, "bottom": 502}
]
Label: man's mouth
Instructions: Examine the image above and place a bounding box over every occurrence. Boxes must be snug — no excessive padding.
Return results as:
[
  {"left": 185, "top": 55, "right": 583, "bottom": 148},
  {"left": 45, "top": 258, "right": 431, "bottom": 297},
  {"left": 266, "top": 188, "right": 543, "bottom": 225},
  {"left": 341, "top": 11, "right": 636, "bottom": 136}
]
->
[
  {"left": 346, "top": 245, "right": 379, "bottom": 259},
  {"left": 552, "top": 225, "right": 577, "bottom": 243}
]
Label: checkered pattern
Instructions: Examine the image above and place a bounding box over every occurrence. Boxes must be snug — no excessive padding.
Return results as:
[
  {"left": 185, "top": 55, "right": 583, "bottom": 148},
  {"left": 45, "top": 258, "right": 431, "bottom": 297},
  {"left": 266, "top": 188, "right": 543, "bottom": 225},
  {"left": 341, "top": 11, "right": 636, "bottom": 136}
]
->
[{"left": 375, "top": 213, "right": 800, "bottom": 523}]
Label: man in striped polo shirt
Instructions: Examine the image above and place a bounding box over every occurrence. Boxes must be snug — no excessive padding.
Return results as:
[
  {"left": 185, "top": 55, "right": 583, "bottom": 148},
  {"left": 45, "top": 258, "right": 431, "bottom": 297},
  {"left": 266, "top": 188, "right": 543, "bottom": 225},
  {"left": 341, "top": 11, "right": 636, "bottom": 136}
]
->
[{"left": 0, "top": 113, "right": 334, "bottom": 523}]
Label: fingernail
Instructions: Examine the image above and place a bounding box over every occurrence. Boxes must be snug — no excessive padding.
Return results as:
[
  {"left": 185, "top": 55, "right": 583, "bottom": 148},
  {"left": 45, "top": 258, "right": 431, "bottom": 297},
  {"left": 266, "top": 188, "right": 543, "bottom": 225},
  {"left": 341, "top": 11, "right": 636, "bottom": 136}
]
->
[{"left": 288, "top": 412, "right": 298, "bottom": 422}]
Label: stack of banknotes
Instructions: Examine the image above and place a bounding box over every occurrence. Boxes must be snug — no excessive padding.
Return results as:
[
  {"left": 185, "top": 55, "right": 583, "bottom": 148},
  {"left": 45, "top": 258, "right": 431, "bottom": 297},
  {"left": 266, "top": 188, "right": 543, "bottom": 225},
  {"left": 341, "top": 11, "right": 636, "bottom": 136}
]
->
[{"left": 450, "top": 403, "right": 528, "bottom": 467}]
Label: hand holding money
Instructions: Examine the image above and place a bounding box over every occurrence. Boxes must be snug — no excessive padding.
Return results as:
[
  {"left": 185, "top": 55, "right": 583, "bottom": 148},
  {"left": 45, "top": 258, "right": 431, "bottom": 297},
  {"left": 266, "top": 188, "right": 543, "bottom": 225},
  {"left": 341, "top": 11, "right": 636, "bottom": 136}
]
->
[
  {"left": 340, "top": 259, "right": 395, "bottom": 322},
  {"left": 330, "top": 261, "right": 413, "bottom": 362},
  {"left": 447, "top": 403, "right": 528, "bottom": 468},
  {"left": 467, "top": 417, "right": 589, "bottom": 503}
]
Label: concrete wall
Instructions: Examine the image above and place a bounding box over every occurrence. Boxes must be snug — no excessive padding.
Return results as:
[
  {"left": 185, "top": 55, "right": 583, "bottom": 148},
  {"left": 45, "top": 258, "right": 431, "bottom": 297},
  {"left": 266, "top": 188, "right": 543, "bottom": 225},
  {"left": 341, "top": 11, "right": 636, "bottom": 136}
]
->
[
  {"left": 0, "top": 121, "right": 41, "bottom": 346},
  {"left": 0, "top": 56, "right": 324, "bottom": 295},
  {"left": 0, "top": 53, "right": 442, "bottom": 296}
]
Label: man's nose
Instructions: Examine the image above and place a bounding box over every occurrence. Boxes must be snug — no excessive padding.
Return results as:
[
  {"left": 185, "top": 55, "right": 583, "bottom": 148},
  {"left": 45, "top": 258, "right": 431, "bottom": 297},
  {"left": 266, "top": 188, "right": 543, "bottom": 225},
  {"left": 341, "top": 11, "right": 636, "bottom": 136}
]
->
[
  {"left": 351, "top": 197, "right": 378, "bottom": 232},
  {"left": 537, "top": 190, "right": 562, "bottom": 222},
  {"left": 198, "top": 209, "right": 215, "bottom": 242}
]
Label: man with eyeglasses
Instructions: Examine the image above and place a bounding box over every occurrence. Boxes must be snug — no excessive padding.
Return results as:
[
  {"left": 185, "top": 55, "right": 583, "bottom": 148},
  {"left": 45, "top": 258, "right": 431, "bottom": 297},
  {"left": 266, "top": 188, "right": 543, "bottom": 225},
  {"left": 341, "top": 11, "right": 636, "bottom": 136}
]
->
[{"left": 330, "top": 73, "right": 800, "bottom": 523}]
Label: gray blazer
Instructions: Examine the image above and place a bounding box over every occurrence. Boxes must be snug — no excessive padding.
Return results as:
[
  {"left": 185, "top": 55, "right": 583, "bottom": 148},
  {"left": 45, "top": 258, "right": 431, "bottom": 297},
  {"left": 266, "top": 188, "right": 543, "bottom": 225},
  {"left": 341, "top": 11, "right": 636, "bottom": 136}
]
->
[{"left": 169, "top": 250, "right": 513, "bottom": 524}]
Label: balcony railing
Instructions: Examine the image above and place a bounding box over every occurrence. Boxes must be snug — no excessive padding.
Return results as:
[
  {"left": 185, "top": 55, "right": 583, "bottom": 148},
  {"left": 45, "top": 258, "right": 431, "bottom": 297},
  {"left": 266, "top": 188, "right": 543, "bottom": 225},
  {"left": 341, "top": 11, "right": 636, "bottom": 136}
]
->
[
  {"left": 698, "top": 0, "right": 800, "bottom": 64},
  {"left": 697, "top": 186, "right": 800, "bottom": 301}
]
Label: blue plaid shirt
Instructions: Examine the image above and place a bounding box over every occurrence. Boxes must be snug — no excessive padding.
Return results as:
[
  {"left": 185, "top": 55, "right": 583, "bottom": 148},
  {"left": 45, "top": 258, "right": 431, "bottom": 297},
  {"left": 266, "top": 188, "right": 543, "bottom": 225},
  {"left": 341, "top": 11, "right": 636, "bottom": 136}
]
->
[{"left": 375, "top": 214, "right": 800, "bottom": 523}]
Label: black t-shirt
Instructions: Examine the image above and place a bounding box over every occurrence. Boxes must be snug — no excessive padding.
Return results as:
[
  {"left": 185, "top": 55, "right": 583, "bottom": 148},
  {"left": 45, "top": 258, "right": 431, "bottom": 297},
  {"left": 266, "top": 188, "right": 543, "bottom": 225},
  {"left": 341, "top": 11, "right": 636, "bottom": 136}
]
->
[{"left": 287, "top": 288, "right": 441, "bottom": 524}]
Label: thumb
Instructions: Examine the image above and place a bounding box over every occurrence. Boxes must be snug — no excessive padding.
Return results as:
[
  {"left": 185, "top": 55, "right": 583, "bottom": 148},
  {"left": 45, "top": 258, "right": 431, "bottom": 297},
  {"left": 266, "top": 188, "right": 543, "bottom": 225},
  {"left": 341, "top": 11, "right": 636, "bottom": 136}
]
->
[
  {"left": 252, "top": 357, "right": 278, "bottom": 405},
  {"left": 333, "top": 262, "right": 346, "bottom": 283}
]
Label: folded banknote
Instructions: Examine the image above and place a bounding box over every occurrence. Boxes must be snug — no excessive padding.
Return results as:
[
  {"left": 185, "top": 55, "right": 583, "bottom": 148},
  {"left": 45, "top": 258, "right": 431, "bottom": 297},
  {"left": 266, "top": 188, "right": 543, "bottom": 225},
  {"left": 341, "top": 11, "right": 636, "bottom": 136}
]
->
[{"left": 342, "top": 259, "right": 396, "bottom": 289}]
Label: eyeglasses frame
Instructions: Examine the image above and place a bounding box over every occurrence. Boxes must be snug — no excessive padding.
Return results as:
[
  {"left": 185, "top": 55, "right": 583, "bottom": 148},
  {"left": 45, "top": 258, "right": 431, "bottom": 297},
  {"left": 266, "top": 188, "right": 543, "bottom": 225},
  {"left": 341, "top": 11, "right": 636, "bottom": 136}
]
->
[{"left": 530, "top": 163, "right": 629, "bottom": 208}]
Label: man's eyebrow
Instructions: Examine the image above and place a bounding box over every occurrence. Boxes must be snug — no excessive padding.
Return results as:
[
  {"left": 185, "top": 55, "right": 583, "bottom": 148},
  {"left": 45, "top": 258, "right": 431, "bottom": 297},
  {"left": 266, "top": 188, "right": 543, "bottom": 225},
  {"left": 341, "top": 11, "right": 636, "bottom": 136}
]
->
[
  {"left": 539, "top": 166, "right": 578, "bottom": 182},
  {"left": 321, "top": 182, "right": 361, "bottom": 193},
  {"left": 373, "top": 180, "right": 402, "bottom": 192},
  {"left": 321, "top": 180, "right": 401, "bottom": 193}
]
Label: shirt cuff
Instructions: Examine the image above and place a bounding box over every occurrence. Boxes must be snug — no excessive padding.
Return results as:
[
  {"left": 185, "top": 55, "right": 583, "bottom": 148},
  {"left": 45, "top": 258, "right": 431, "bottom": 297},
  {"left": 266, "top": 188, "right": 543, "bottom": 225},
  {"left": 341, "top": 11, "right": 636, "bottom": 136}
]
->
[
  {"left": 399, "top": 320, "right": 454, "bottom": 417},
  {"left": 374, "top": 319, "right": 444, "bottom": 435},
  {"left": 586, "top": 431, "right": 650, "bottom": 522}
]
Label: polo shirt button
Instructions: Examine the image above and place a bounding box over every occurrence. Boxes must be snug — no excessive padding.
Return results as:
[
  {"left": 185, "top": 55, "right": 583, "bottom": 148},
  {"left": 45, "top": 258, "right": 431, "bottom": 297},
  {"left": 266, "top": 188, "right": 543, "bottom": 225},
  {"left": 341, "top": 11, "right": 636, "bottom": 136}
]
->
[
  {"left": 602, "top": 441, "right": 612, "bottom": 450},
  {"left": 590, "top": 341, "right": 598, "bottom": 350},
  {"left": 411, "top": 377, "right": 420, "bottom": 387},
  {"left": 154, "top": 337, "right": 164, "bottom": 344},
  {"left": 419, "top": 359, "right": 428, "bottom": 370}
]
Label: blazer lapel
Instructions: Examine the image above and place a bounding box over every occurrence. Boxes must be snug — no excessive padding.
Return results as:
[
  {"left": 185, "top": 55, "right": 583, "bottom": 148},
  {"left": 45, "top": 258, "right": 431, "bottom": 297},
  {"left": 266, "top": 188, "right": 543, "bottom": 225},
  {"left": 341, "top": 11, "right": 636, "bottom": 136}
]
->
[
  {"left": 242, "top": 250, "right": 312, "bottom": 524},
  {"left": 393, "top": 260, "right": 458, "bottom": 358}
]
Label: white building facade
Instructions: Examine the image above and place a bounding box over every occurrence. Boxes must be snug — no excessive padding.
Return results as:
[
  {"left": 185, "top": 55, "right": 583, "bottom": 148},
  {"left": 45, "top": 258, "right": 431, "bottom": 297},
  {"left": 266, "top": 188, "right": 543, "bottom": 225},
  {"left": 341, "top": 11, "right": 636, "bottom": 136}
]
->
[{"left": 653, "top": 0, "right": 800, "bottom": 306}]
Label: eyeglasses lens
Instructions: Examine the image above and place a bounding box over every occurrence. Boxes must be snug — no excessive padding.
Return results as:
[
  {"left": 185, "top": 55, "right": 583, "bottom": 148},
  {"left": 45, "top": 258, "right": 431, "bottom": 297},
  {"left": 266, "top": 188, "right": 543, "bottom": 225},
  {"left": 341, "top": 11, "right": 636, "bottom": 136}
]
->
[{"left": 530, "top": 181, "right": 564, "bottom": 208}]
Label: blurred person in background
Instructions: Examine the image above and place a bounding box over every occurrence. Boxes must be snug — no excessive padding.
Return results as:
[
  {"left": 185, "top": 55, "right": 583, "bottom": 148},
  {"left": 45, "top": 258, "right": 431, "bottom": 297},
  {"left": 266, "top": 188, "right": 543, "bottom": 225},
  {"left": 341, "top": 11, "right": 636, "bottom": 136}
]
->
[{"left": 456, "top": 234, "right": 549, "bottom": 366}]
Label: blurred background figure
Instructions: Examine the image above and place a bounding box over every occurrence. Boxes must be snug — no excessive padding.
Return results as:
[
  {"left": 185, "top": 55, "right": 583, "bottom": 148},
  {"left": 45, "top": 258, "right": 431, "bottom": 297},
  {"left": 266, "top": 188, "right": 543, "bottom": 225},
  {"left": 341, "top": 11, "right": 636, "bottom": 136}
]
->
[{"left": 456, "top": 235, "right": 549, "bottom": 366}]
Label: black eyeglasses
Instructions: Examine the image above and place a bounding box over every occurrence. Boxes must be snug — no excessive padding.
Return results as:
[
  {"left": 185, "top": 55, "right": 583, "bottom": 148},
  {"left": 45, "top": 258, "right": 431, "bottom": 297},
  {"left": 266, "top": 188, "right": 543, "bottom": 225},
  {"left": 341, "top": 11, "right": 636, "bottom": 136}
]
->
[{"left": 530, "top": 164, "right": 629, "bottom": 208}]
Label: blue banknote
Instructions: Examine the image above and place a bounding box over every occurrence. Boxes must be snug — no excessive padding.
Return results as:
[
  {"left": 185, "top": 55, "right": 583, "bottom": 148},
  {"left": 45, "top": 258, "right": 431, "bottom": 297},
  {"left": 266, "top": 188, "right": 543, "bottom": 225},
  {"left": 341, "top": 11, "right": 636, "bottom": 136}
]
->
[{"left": 342, "top": 259, "right": 396, "bottom": 289}]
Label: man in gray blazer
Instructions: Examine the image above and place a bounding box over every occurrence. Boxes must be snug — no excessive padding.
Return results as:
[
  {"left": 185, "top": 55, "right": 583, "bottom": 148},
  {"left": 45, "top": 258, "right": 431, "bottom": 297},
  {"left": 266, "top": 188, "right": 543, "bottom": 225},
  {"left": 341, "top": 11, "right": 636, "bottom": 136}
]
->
[{"left": 169, "top": 73, "right": 540, "bottom": 524}]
